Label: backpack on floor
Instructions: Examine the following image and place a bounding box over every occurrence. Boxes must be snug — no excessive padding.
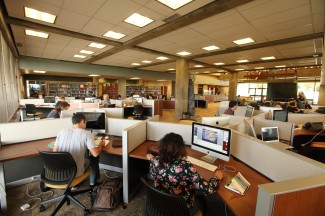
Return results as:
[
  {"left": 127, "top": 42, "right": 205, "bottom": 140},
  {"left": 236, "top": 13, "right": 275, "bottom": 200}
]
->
[{"left": 91, "top": 178, "right": 123, "bottom": 211}]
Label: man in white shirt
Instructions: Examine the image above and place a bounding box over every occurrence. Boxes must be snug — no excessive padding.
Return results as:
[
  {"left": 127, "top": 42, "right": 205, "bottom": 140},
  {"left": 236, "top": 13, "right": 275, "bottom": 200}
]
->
[{"left": 53, "top": 113, "right": 104, "bottom": 186}]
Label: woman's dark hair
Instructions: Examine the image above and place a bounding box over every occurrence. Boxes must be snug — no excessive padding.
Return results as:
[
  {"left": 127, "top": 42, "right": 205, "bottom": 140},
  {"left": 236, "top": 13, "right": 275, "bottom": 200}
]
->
[
  {"left": 72, "top": 113, "right": 86, "bottom": 125},
  {"left": 158, "top": 133, "right": 187, "bottom": 164},
  {"left": 55, "top": 101, "right": 70, "bottom": 112}
]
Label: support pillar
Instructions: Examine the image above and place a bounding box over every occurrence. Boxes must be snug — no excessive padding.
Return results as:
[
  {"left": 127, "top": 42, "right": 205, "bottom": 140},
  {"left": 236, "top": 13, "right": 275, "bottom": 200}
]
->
[
  {"left": 318, "top": 33, "right": 325, "bottom": 105},
  {"left": 118, "top": 78, "right": 126, "bottom": 98},
  {"left": 228, "top": 72, "right": 238, "bottom": 101},
  {"left": 175, "top": 59, "right": 189, "bottom": 120}
]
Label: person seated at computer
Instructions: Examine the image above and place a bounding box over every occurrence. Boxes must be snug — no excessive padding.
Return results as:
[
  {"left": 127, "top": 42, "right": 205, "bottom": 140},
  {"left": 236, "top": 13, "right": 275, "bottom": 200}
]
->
[
  {"left": 297, "top": 91, "right": 312, "bottom": 109},
  {"left": 259, "top": 96, "right": 267, "bottom": 106},
  {"left": 55, "top": 96, "right": 66, "bottom": 107},
  {"left": 236, "top": 95, "right": 241, "bottom": 103},
  {"left": 53, "top": 113, "right": 104, "bottom": 187},
  {"left": 274, "top": 102, "right": 282, "bottom": 108},
  {"left": 47, "top": 101, "right": 70, "bottom": 119},
  {"left": 147, "top": 133, "right": 223, "bottom": 216},
  {"left": 287, "top": 101, "right": 303, "bottom": 113},
  {"left": 100, "top": 93, "right": 111, "bottom": 108},
  {"left": 223, "top": 100, "right": 238, "bottom": 115}
]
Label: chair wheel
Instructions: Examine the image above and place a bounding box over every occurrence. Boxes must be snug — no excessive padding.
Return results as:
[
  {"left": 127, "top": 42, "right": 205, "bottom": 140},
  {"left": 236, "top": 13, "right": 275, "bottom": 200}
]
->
[
  {"left": 40, "top": 181, "right": 49, "bottom": 192},
  {"left": 39, "top": 205, "right": 45, "bottom": 212},
  {"left": 84, "top": 209, "right": 90, "bottom": 216},
  {"left": 123, "top": 204, "right": 127, "bottom": 209}
]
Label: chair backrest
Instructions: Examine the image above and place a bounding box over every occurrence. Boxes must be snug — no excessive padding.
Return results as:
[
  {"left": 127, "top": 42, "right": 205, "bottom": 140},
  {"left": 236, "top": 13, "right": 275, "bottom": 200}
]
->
[
  {"left": 26, "top": 104, "right": 37, "bottom": 114},
  {"left": 134, "top": 105, "right": 144, "bottom": 115},
  {"left": 39, "top": 151, "right": 77, "bottom": 186},
  {"left": 106, "top": 104, "right": 116, "bottom": 108},
  {"left": 141, "top": 177, "right": 190, "bottom": 216}
]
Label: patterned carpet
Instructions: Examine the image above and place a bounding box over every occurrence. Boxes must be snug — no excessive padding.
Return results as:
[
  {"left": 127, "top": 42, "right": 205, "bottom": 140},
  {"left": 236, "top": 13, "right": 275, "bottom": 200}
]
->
[{"left": 5, "top": 102, "right": 221, "bottom": 216}]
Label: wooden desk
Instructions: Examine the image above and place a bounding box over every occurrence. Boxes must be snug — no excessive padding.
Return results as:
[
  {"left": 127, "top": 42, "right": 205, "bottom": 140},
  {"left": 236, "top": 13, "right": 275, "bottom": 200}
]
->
[
  {"left": 293, "top": 128, "right": 325, "bottom": 149},
  {"left": 129, "top": 141, "right": 271, "bottom": 216}
]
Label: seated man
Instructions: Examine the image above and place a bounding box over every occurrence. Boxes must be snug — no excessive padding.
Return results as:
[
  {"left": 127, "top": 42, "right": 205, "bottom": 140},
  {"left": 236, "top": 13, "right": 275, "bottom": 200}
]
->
[
  {"left": 53, "top": 113, "right": 104, "bottom": 186},
  {"left": 224, "top": 100, "right": 238, "bottom": 115}
]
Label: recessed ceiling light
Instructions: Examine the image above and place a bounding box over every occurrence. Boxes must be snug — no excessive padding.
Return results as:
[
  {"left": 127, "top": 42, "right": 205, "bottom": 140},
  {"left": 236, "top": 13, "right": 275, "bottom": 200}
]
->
[
  {"left": 214, "top": 62, "right": 225, "bottom": 65},
  {"left": 233, "top": 37, "right": 255, "bottom": 45},
  {"left": 156, "top": 56, "right": 168, "bottom": 60},
  {"left": 236, "top": 59, "right": 249, "bottom": 63},
  {"left": 255, "top": 67, "right": 264, "bottom": 69},
  {"left": 142, "top": 60, "right": 152, "bottom": 63},
  {"left": 25, "top": 29, "right": 49, "bottom": 38},
  {"left": 73, "top": 54, "right": 86, "bottom": 58},
  {"left": 34, "top": 70, "right": 46, "bottom": 73},
  {"left": 157, "top": 79, "right": 167, "bottom": 81},
  {"left": 131, "top": 63, "right": 141, "bottom": 66},
  {"left": 203, "top": 71, "right": 210, "bottom": 73},
  {"left": 157, "top": 0, "right": 193, "bottom": 10},
  {"left": 168, "top": 68, "right": 175, "bottom": 71},
  {"left": 235, "top": 68, "right": 244, "bottom": 71},
  {"left": 261, "top": 56, "right": 276, "bottom": 60},
  {"left": 275, "top": 65, "right": 286, "bottom": 68},
  {"left": 103, "top": 31, "right": 126, "bottom": 40},
  {"left": 80, "top": 50, "right": 94, "bottom": 55},
  {"left": 217, "top": 70, "right": 225, "bottom": 72},
  {"left": 89, "top": 42, "right": 106, "bottom": 49},
  {"left": 194, "top": 65, "right": 204, "bottom": 68},
  {"left": 130, "top": 77, "right": 141, "bottom": 80},
  {"left": 124, "top": 13, "right": 154, "bottom": 27},
  {"left": 24, "top": 7, "right": 56, "bottom": 23},
  {"left": 202, "top": 45, "right": 220, "bottom": 51},
  {"left": 177, "top": 51, "right": 191, "bottom": 56},
  {"left": 89, "top": 74, "right": 100, "bottom": 77}
]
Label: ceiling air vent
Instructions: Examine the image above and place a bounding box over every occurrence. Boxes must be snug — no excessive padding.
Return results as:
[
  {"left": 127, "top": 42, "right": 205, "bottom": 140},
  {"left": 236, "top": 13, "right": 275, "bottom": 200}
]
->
[{"left": 163, "top": 13, "right": 181, "bottom": 23}]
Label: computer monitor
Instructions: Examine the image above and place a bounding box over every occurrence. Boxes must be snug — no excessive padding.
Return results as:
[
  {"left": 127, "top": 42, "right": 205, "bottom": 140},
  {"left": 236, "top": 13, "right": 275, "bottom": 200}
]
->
[
  {"left": 133, "top": 97, "right": 143, "bottom": 104},
  {"left": 76, "top": 112, "right": 106, "bottom": 134},
  {"left": 60, "top": 108, "right": 84, "bottom": 118},
  {"left": 273, "top": 110, "right": 288, "bottom": 122},
  {"left": 245, "top": 106, "right": 254, "bottom": 117},
  {"left": 244, "top": 119, "right": 257, "bottom": 138},
  {"left": 191, "top": 122, "right": 232, "bottom": 162},
  {"left": 202, "top": 117, "right": 229, "bottom": 127},
  {"left": 261, "top": 127, "right": 279, "bottom": 142},
  {"left": 44, "top": 96, "right": 55, "bottom": 104}
]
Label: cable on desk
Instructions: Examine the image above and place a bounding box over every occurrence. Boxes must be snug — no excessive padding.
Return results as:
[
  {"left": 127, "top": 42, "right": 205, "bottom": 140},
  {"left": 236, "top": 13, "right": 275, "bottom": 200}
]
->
[
  {"left": 218, "top": 164, "right": 236, "bottom": 173},
  {"left": 301, "top": 128, "right": 325, "bottom": 147}
]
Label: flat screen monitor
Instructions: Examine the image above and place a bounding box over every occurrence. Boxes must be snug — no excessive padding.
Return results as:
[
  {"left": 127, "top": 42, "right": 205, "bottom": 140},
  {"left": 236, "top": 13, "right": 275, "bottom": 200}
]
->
[
  {"left": 191, "top": 122, "right": 232, "bottom": 162},
  {"left": 76, "top": 112, "right": 106, "bottom": 134},
  {"left": 202, "top": 117, "right": 229, "bottom": 127},
  {"left": 244, "top": 119, "right": 257, "bottom": 138},
  {"left": 261, "top": 127, "right": 279, "bottom": 142},
  {"left": 273, "top": 110, "right": 288, "bottom": 122},
  {"left": 245, "top": 106, "right": 254, "bottom": 117},
  {"left": 44, "top": 96, "right": 55, "bottom": 104},
  {"left": 60, "top": 108, "right": 84, "bottom": 118}
]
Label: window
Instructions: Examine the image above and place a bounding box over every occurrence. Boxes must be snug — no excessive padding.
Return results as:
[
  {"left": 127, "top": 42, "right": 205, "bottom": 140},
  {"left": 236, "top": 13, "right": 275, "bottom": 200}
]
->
[
  {"left": 298, "top": 81, "right": 320, "bottom": 104},
  {"left": 237, "top": 83, "right": 267, "bottom": 100}
]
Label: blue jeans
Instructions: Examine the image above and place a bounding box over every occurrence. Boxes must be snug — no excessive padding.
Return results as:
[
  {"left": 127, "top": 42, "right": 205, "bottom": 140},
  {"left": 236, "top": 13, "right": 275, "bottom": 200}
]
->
[{"left": 85, "top": 155, "right": 100, "bottom": 185}]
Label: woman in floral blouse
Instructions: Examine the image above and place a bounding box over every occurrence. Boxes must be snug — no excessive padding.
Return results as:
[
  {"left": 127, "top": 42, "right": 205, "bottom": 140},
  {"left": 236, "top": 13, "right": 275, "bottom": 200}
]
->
[{"left": 147, "top": 132, "right": 223, "bottom": 216}]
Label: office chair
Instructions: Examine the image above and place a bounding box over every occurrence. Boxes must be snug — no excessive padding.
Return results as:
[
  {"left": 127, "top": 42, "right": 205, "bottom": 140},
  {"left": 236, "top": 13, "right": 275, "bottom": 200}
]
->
[
  {"left": 133, "top": 104, "right": 144, "bottom": 119},
  {"left": 141, "top": 177, "right": 202, "bottom": 216},
  {"left": 298, "top": 146, "right": 325, "bottom": 163},
  {"left": 26, "top": 104, "right": 43, "bottom": 120},
  {"left": 38, "top": 151, "right": 92, "bottom": 216}
]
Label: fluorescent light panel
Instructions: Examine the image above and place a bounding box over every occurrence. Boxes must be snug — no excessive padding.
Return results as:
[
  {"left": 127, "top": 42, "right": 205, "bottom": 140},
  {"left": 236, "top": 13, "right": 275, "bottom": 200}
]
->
[
  {"left": 202, "top": 45, "right": 220, "bottom": 51},
  {"left": 236, "top": 59, "right": 249, "bottom": 63},
  {"left": 168, "top": 68, "right": 175, "bottom": 71},
  {"left": 131, "top": 63, "right": 141, "bottom": 66},
  {"left": 261, "top": 56, "right": 276, "bottom": 60},
  {"left": 25, "top": 29, "right": 49, "bottom": 38},
  {"left": 156, "top": 56, "right": 168, "bottom": 60},
  {"left": 214, "top": 62, "right": 225, "bottom": 65},
  {"left": 142, "top": 60, "right": 152, "bottom": 63},
  {"left": 103, "top": 31, "right": 126, "bottom": 39},
  {"left": 34, "top": 70, "right": 46, "bottom": 73},
  {"left": 157, "top": 0, "right": 193, "bottom": 10},
  {"left": 73, "top": 54, "right": 86, "bottom": 58},
  {"left": 130, "top": 77, "right": 141, "bottom": 80},
  {"left": 89, "top": 42, "right": 106, "bottom": 49},
  {"left": 124, "top": 13, "right": 154, "bottom": 27},
  {"left": 89, "top": 74, "right": 100, "bottom": 77},
  {"left": 80, "top": 50, "right": 94, "bottom": 55},
  {"left": 275, "top": 65, "right": 286, "bottom": 68},
  {"left": 255, "top": 67, "right": 264, "bottom": 69},
  {"left": 24, "top": 7, "right": 56, "bottom": 23},
  {"left": 233, "top": 37, "right": 255, "bottom": 45},
  {"left": 194, "top": 65, "right": 203, "bottom": 68},
  {"left": 177, "top": 51, "right": 191, "bottom": 56}
]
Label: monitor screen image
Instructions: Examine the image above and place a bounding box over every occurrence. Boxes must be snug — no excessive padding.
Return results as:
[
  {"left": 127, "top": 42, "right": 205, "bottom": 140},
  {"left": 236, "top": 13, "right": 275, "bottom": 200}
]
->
[
  {"left": 245, "top": 106, "right": 254, "bottom": 117},
  {"left": 261, "top": 127, "right": 279, "bottom": 142},
  {"left": 44, "top": 96, "right": 55, "bottom": 104},
  {"left": 191, "top": 122, "right": 232, "bottom": 162},
  {"left": 76, "top": 112, "right": 106, "bottom": 133},
  {"left": 273, "top": 110, "right": 288, "bottom": 122}
]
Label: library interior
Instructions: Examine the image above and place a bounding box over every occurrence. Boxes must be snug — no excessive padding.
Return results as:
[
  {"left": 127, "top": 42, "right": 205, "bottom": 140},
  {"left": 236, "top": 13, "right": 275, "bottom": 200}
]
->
[{"left": 0, "top": 0, "right": 324, "bottom": 215}]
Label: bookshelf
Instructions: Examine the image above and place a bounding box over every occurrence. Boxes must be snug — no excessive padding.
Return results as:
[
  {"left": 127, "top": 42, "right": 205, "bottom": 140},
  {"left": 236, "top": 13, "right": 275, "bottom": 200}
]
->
[
  {"left": 48, "top": 82, "right": 98, "bottom": 97},
  {"left": 102, "top": 83, "right": 118, "bottom": 98}
]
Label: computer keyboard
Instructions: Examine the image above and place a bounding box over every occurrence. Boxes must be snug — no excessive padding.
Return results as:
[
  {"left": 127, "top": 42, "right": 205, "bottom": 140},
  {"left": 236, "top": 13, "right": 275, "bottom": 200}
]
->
[{"left": 186, "top": 156, "right": 218, "bottom": 172}]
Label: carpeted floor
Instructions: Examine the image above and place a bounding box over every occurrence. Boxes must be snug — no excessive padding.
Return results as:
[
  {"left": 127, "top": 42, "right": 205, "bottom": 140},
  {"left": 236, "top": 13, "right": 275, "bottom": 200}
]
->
[{"left": 5, "top": 102, "right": 222, "bottom": 215}]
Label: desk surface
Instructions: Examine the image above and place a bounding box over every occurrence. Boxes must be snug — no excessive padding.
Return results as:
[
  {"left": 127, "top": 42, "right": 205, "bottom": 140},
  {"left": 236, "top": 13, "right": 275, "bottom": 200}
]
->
[{"left": 129, "top": 141, "right": 271, "bottom": 216}]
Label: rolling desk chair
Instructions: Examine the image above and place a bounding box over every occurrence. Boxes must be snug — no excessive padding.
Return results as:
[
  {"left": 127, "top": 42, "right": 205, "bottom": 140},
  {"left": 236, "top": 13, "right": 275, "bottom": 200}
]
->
[
  {"left": 133, "top": 104, "right": 144, "bottom": 119},
  {"left": 38, "top": 151, "right": 92, "bottom": 216},
  {"left": 141, "top": 177, "right": 202, "bottom": 216},
  {"left": 26, "top": 104, "right": 43, "bottom": 120}
]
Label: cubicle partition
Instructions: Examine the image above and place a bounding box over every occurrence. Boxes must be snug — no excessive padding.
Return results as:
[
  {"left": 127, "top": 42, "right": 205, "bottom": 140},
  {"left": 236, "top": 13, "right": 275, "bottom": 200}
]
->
[{"left": 288, "top": 113, "right": 325, "bottom": 125}]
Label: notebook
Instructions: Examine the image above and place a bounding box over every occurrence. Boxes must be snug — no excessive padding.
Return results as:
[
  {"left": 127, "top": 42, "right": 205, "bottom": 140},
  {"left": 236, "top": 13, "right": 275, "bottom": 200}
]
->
[{"left": 261, "top": 127, "right": 279, "bottom": 142}]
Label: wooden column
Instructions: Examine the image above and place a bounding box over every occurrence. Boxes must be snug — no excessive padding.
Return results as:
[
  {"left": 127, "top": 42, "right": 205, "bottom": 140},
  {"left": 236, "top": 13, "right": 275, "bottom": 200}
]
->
[
  {"left": 175, "top": 59, "right": 189, "bottom": 120},
  {"left": 228, "top": 72, "right": 238, "bottom": 101}
]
